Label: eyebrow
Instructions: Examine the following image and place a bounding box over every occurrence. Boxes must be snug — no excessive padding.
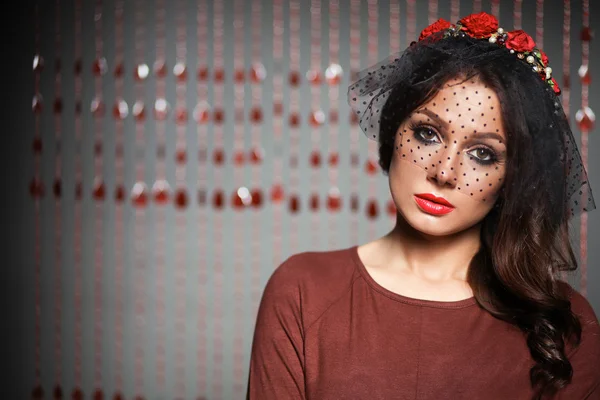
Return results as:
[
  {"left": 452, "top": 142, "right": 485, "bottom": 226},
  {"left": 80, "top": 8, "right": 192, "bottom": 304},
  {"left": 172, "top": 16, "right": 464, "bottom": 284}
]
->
[{"left": 415, "top": 108, "right": 505, "bottom": 143}]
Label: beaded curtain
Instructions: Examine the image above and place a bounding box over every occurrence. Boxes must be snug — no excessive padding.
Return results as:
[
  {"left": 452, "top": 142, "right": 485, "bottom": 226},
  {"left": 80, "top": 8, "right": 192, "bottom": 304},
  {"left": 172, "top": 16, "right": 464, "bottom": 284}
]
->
[{"left": 19, "top": 0, "right": 598, "bottom": 399}]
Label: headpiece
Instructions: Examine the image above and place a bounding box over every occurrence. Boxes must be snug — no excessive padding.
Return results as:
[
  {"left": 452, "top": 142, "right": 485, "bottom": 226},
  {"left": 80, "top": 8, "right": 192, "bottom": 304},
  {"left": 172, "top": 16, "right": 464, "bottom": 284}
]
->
[{"left": 347, "top": 12, "right": 595, "bottom": 217}]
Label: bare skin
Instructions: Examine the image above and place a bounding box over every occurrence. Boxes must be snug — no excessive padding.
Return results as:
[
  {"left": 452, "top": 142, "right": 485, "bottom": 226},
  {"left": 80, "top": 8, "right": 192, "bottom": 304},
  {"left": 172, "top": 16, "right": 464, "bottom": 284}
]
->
[{"left": 357, "top": 76, "right": 507, "bottom": 302}]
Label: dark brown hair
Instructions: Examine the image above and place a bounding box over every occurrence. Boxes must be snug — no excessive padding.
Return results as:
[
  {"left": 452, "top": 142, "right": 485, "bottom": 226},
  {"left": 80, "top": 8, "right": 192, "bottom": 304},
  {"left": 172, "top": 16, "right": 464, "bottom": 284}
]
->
[{"left": 377, "top": 35, "right": 582, "bottom": 399}]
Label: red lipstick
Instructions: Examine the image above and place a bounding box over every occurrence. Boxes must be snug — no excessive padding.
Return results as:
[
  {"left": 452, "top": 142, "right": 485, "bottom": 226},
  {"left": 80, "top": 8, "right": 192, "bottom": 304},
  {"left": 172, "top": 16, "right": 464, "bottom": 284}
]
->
[{"left": 414, "top": 193, "right": 455, "bottom": 215}]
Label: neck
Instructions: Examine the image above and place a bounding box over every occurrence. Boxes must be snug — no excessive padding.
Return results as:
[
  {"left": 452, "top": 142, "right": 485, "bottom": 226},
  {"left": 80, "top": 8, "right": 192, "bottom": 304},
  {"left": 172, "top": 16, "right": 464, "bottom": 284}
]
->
[{"left": 379, "top": 213, "right": 482, "bottom": 282}]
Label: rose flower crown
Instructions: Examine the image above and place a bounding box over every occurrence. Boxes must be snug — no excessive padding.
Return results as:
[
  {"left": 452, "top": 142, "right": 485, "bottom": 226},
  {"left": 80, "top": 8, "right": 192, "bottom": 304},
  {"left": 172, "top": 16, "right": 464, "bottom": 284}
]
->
[{"left": 417, "top": 12, "right": 560, "bottom": 95}]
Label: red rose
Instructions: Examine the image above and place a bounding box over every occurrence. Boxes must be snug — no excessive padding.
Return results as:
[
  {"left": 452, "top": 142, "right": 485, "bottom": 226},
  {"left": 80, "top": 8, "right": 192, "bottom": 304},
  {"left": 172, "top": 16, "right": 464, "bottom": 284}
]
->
[
  {"left": 418, "top": 18, "right": 452, "bottom": 41},
  {"left": 540, "top": 50, "right": 549, "bottom": 66},
  {"left": 459, "top": 12, "right": 499, "bottom": 38},
  {"left": 505, "top": 30, "right": 536, "bottom": 52},
  {"left": 551, "top": 78, "right": 561, "bottom": 95}
]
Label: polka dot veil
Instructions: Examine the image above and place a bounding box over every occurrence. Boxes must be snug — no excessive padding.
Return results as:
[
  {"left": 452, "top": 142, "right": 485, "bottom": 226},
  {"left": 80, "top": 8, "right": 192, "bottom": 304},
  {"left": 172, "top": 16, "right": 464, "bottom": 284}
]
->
[{"left": 347, "top": 31, "right": 595, "bottom": 218}]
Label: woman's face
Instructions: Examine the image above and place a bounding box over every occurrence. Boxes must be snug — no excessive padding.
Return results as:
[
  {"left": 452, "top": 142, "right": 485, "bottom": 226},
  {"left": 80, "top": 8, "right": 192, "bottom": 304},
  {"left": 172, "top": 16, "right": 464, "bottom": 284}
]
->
[{"left": 389, "top": 77, "right": 507, "bottom": 236}]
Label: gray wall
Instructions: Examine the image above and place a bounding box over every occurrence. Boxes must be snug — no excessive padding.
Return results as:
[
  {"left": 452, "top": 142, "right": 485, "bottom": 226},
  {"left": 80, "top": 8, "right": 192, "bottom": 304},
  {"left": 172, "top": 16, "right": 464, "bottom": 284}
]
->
[{"left": 7, "top": 0, "right": 599, "bottom": 399}]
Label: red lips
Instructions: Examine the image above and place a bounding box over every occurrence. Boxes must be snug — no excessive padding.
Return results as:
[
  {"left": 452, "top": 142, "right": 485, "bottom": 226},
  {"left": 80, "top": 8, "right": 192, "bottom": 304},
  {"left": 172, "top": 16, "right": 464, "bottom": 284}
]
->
[{"left": 414, "top": 193, "right": 454, "bottom": 207}]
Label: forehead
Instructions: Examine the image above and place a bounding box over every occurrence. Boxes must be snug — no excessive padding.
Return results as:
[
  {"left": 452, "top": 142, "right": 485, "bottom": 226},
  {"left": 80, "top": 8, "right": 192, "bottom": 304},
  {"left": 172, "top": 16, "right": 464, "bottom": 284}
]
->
[{"left": 413, "top": 77, "right": 505, "bottom": 140}]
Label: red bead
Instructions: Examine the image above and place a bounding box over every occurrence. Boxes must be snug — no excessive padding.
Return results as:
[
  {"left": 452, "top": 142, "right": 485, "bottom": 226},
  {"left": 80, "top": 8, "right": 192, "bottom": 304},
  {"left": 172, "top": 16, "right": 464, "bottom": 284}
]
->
[
  {"left": 197, "top": 66, "right": 209, "bottom": 81},
  {"left": 350, "top": 194, "right": 360, "bottom": 212},
  {"left": 54, "top": 384, "right": 64, "bottom": 399},
  {"left": 327, "top": 188, "right": 342, "bottom": 211},
  {"left": 173, "top": 62, "right": 187, "bottom": 81},
  {"left": 33, "top": 55, "right": 44, "bottom": 72},
  {"left": 328, "top": 152, "right": 339, "bottom": 166},
  {"left": 213, "top": 189, "right": 225, "bottom": 209},
  {"left": 233, "top": 150, "right": 245, "bottom": 166},
  {"left": 32, "top": 384, "right": 44, "bottom": 399},
  {"left": 92, "top": 388, "right": 104, "bottom": 400},
  {"left": 581, "top": 26, "right": 593, "bottom": 41},
  {"left": 365, "top": 159, "right": 378, "bottom": 175},
  {"left": 154, "top": 59, "right": 167, "bottom": 78},
  {"left": 113, "top": 99, "right": 129, "bottom": 119},
  {"left": 366, "top": 199, "right": 379, "bottom": 218},
  {"left": 134, "top": 63, "right": 149, "bottom": 81},
  {"left": 309, "top": 193, "right": 320, "bottom": 211},
  {"left": 386, "top": 199, "right": 397, "bottom": 216},
  {"left": 250, "top": 107, "right": 263, "bottom": 123},
  {"left": 72, "top": 387, "right": 84, "bottom": 400},
  {"left": 325, "top": 63, "right": 343, "bottom": 85},
  {"left": 131, "top": 182, "right": 148, "bottom": 208},
  {"left": 306, "top": 69, "right": 321, "bottom": 85},
  {"left": 175, "top": 148, "right": 187, "bottom": 164},
  {"left": 289, "top": 112, "right": 301, "bottom": 127},
  {"left": 576, "top": 107, "right": 595, "bottom": 132},
  {"left": 32, "top": 94, "right": 43, "bottom": 114},
  {"left": 250, "top": 147, "right": 264, "bottom": 164},
  {"left": 29, "top": 177, "right": 45, "bottom": 198},
  {"left": 234, "top": 68, "right": 245, "bottom": 83},
  {"left": 153, "top": 180, "right": 171, "bottom": 205},
  {"left": 270, "top": 183, "right": 285, "bottom": 203},
  {"left": 115, "top": 184, "right": 126, "bottom": 202},
  {"left": 154, "top": 98, "right": 170, "bottom": 120},
  {"left": 53, "top": 178, "right": 62, "bottom": 198},
  {"left": 132, "top": 101, "right": 146, "bottom": 121},
  {"left": 213, "top": 148, "right": 225, "bottom": 165},
  {"left": 310, "top": 150, "right": 321, "bottom": 167},
  {"left": 175, "top": 108, "right": 188, "bottom": 125},
  {"left": 91, "top": 97, "right": 105, "bottom": 117},
  {"left": 289, "top": 71, "right": 301, "bottom": 87},
  {"left": 232, "top": 188, "right": 251, "bottom": 209},
  {"left": 54, "top": 98, "right": 63, "bottom": 114},
  {"left": 32, "top": 137, "right": 42, "bottom": 153},
  {"left": 578, "top": 65, "right": 591, "bottom": 84},
  {"left": 214, "top": 67, "right": 225, "bottom": 82},
  {"left": 112, "top": 392, "right": 124, "bottom": 400},
  {"left": 350, "top": 112, "right": 359, "bottom": 125},
  {"left": 93, "top": 58, "right": 108, "bottom": 76},
  {"left": 194, "top": 103, "right": 211, "bottom": 124},
  {"left": 75, "top": 101, "right": 82, "bottom": 115},
  {"left": 113, "top": 62, "right": 125, "bottom": 77},
  {"left": 250, "top": 63, "right": 266, "bottom": 83},
  {"left": 309, "top": 110, "right": 325, "bottom": 127},
  {"left": 94, "top": 141, "right": 102, "bottom": 156},
  {"left": 93, "top": 178, "right": 106, "bottom": 200},
  {"left": 174, "top": 188, "right": 188, "bottom": 209},
  {"left": 288, "top": 194, "right": 300, "bottom": 213},
  {"left": 213, "top": 108, "right": 225, "bottom": 124},
  {"left": 251, "top": 188, "right": 263, "bottom": 207}
]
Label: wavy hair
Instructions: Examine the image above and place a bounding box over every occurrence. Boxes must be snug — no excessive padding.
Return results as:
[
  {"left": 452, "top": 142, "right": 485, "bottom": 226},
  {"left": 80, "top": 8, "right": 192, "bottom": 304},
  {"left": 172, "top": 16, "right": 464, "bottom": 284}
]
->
[{"left": 377, "top": 35, "right": 583, "bottom": 399}]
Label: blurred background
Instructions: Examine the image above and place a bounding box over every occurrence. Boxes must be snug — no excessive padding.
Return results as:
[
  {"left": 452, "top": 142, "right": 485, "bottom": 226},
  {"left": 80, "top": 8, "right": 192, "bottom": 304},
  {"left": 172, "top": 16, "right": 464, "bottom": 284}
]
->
[{"left": 7, "top": 0, "right": 600, "bottom": 399}]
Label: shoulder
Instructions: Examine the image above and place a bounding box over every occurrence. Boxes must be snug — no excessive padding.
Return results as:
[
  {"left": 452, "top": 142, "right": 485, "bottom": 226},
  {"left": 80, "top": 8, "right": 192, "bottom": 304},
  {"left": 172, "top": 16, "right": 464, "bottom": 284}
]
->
[
  {"left": 266, "top": 246, "right": 359, "bottom": 290},
  {"left": 260, "top": 246, "right": 361, "bottom": 327},
  {"left": 554, "top": 281, "right": 600, "bottom": 397},
  {"left": 557, "top": 281, "right": 600, "bottom": 332}
]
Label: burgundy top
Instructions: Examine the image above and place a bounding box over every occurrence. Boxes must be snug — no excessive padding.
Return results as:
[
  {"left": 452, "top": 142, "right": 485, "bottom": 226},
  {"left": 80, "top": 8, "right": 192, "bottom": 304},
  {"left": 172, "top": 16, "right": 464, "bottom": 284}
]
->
[{"left": 246, "top": 245, "right": 600, "bottom": 399}]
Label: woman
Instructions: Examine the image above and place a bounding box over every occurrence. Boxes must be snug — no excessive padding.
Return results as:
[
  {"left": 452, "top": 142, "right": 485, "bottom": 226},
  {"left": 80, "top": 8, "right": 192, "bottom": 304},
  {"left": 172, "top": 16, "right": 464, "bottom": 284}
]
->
[{"left": 246, "top": 12, "right": 600, "bottom": 399}]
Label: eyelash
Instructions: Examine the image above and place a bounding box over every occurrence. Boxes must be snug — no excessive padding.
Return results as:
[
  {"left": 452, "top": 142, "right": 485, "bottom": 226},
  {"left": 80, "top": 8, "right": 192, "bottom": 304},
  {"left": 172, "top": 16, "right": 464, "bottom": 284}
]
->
[{"left": 407, "top": 122, "right": 499, "bottom": 166}]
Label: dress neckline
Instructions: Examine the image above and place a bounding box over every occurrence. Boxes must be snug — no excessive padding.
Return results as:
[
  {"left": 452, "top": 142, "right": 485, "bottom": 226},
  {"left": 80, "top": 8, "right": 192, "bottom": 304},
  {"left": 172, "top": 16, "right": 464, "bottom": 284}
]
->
[{"left": 349, "top": 245, "right": 478, "bottom": 309}]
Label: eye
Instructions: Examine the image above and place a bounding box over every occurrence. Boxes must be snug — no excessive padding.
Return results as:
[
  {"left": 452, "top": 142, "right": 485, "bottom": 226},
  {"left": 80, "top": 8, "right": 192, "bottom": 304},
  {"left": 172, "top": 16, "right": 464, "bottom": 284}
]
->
[
  {"left": 467, "top": 147, "right": 497, "bottom": 165},
  {"left": 409, "top": 123, "right": 440, "bottom": 144}
]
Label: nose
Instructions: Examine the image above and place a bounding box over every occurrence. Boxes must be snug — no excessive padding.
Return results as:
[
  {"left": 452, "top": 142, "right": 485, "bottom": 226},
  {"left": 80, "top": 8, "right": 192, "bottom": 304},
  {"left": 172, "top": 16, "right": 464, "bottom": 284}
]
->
[{"left": 427, "top": 149, "right": 459, "bottom": 188}]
